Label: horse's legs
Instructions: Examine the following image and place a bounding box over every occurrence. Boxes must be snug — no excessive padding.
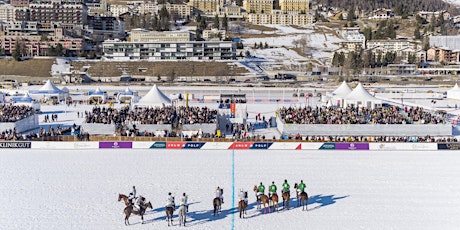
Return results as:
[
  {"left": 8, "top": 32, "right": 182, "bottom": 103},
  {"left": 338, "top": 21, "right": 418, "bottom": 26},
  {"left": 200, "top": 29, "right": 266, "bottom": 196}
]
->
[{"left": 141, "top": 214, "right": 144, "bottom": 224}]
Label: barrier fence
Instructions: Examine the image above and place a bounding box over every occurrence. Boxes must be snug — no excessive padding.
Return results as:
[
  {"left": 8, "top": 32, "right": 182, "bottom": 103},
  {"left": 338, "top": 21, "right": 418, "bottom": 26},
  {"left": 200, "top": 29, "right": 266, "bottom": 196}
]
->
[{"left": 1, "top": 141, "right": 457, "bottom": 150}]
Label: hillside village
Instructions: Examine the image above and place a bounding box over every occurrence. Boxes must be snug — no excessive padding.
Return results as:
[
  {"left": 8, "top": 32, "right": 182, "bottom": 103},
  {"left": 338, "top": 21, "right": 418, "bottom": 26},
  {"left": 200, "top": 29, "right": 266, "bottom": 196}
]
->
[{"left": 1, "top": 0, "right": 460, "bottom": 82}]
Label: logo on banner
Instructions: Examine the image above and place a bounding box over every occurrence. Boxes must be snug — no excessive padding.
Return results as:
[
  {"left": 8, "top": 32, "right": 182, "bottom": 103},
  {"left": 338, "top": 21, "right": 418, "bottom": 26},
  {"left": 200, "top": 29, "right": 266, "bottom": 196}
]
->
[
  {"left": 150, "top": 142, "right": 166, "bottom": 148},
  {"left": 0, "top": 142, "right": 31, "bottom": 148},
  {"left": 229, "top": 142, "right": 253, "bottom": 149},
  {"left": 166, "top": 142, "right": 186, "bottom": 149},
  {"left": 183, "top": 142, "right": 205, "bottom": 149},
  {"left": 250, "top": 142, "right": 273, "bottom": 149},
  {"left": 99, "top": 142, "right": 132, "bottom": 148},
  {"left": 319, "top": 143, "right": 335, "bottom": 150},
  {"left": 335, "top": 143, "right": 369, "bottom": 150},
  {"left": 438, "top": 143, "right": 460, "bottom": 150}
]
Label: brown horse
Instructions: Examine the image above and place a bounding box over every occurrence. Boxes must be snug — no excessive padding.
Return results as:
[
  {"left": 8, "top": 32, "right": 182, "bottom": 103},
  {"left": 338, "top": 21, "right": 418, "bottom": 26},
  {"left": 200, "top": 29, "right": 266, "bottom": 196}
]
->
[
  {"left": 253, "top": 185, "right": 270, "bottom": 214},
  {"left": 238, "top": 200, "right": 247, "bottom": 218},
  {"left": 294, "top": 183, "right": 309, "bottom": 211},
  {"left": 213, "top": 197, "right": 222, "bottom": 216},
  {"left": 282, "top": 190, "right": 290, "bottom": 210},
  {"left": 124, "top": 201, "right": 152, "bottom": 225},
  {"left": 166, "top": 205, "right": 175, "bottom": 226},
  {"left": 269, "top": 193, "right": 279, "bottom": 212},
  {"left": 118, "top": 194, "right": 131, "bottom": 206}
]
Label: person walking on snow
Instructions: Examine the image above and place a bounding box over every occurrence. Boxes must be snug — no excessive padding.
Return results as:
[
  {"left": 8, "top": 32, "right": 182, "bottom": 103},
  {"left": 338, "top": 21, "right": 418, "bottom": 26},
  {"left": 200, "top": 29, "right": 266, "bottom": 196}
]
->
[{"left": 180, "top": 192, "right": 188, "bottom": 212}]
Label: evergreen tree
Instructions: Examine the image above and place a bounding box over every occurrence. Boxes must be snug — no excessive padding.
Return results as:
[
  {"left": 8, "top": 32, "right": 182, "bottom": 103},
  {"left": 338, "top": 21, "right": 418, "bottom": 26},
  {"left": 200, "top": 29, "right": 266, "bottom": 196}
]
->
[
  {"left": 222, "top": 14, "right": 228, "bottom": 31},
  {"left": 12, "top": 41, "right": 22, "bottom": 61},
  {"left": 363, "top": 27, "right": 372, "bottom": 40},
  {"left": 213, "top": 14, "right": 220, "bottom": 29},
  {"left": 414, "top": 26, "right": 421, "bottom": 40}
]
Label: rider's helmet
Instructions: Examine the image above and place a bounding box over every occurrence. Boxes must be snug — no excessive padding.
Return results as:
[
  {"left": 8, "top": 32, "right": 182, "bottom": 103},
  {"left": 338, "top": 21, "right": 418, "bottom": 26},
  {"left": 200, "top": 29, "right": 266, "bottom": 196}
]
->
[
  {"left": 301, "top": 180, "right": 303, "bottom": 183},
  {"left": 183, "top": 192, "right": 186, "bottom": 196},
  {"left": 260, "top": 182, "right": 263, "bottom": 185},
  {"left": 284, "top": 179, "right": 287, "bottom": 183},
  {"left": 168, "top": 192, "right": 172, "bottom": 195},
  {"left": 272, "top": 181, "right": 275, "bottom": 184},
  {"left": 240, "top": 188, "right": 243, "bottom": 192},
  {"left": 217, "top": 186, "right": 220, "bottom": 190}
]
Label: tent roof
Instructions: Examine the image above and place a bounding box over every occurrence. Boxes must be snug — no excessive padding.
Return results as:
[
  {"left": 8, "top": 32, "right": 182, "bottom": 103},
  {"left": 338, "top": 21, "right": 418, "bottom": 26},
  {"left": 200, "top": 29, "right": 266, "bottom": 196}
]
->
[
  {"left": 89, "top": 87, "right": 104, "bottom": 96},
  {"left": 345, "top": 83, "right": 378, "bottom": 101},
  {"left": 332, "top": 81, "right": 352, "bottom": 97},
  {"left": 136, "top": 84, "right": 171, "bottom": 106},
  {"left": 449, "top": 83, "right": 460, "bottom": 92},
  {"left": 12, "top": 93, "right": 33, "bottom": 103},
  {"left": 39, "top": 80, "right": 62, "bottom": 92}
]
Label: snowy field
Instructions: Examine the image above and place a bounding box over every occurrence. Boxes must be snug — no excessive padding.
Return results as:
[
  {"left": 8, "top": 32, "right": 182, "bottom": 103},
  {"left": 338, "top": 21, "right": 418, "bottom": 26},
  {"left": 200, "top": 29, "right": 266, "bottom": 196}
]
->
[{"left": 1, "top": 149, "right": 460, "bottom": 229}]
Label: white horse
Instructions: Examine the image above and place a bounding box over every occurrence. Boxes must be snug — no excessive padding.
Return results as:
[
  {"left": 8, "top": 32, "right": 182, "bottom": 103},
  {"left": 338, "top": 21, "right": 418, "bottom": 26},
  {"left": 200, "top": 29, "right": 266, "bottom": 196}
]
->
[{"left": 178, "top": 204, "right": 187, "bottom": 226}]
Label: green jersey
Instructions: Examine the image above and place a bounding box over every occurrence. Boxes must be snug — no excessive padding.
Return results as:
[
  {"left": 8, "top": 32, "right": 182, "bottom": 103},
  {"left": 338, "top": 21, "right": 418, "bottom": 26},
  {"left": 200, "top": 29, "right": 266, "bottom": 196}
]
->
[
  {"left": 282, "top": 182, "right": 290, "bottom": 191},
  {"left": 269, "top": 184, "right": 277, "bottom": 193},
  {"left": 298, "top": 182, "right": 306, "bottom": 192},
  {"left": 258, "top": 184, "right": 265, "bottom": 193}
]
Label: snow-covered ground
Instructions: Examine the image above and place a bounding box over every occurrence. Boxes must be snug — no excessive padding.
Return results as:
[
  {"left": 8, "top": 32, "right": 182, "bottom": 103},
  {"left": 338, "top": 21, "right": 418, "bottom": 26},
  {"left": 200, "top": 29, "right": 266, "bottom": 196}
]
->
[{"left": 1, "top": 149, "right": 460, "bottom": 229}]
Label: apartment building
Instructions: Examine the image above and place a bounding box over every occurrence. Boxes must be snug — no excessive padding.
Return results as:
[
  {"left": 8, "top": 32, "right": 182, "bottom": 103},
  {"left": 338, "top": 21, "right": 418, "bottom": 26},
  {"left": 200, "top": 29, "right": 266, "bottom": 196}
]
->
[
  {"left": 427, "top": 47, "right": 459, "bottom": 64},
  {"left": 0, "top": 4, "right": 15, "bottom": 22},
  {"left": 188, "top": 0, "right": 223, "bottom": 13},
  {"left": 247, "top": 11, "right": 314, "bottom": 25},
  {"left": 279, "top": 0, "right": 309, "bottom": 12},
  {"left": 129, "top": 29, "right": 194, "bottom": 42},
  {"left": 102, "top": 40, "right": 236, "bottom": 61},
  {"left": 0, "top": 28, "right": 83, "bottom": 56},
  {"left": 243, "top": 0, "right": 273, "bottom": 14},
  {"left": 142, "top": 3, "right": 193, "bottom": 20}
]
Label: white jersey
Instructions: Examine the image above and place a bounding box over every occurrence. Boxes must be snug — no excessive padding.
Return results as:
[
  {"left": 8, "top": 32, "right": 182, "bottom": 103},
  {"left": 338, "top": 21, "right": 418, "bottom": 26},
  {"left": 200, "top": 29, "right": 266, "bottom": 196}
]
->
[
  {"left": 166, "top": 195, "right": 175, "bottom": 207},
  {"left": 216, "top": 189, "right": 222, "bottom": 198},
  {"left": 238, "top": 191, "right": 245, "bottom": 201},
  {"left": 180, "top": 195, "right": 188, "bottom": 206}
]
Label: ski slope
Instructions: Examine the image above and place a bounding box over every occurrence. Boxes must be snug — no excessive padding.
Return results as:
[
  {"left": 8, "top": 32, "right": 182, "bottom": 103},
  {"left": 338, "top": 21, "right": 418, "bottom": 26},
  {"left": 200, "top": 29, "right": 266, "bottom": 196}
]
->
[{"left": 1, "top": 149, "right": 460, "bottom": 229}]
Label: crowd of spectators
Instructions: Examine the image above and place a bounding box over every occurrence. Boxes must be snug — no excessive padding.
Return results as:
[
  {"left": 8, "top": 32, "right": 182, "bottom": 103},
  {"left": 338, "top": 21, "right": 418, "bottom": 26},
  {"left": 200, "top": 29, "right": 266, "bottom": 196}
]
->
[
  {"left": 0, "top": 105, "right": 35, "bottom": 122},
  {"left": 288, "top": 134, "right": 458, "bottom": 143},
  {"left": 279, "top": 105, "right": 448, "bottom": 125},
  {"left": 84, "top": 105, "right": 218, "bottom": 126}
]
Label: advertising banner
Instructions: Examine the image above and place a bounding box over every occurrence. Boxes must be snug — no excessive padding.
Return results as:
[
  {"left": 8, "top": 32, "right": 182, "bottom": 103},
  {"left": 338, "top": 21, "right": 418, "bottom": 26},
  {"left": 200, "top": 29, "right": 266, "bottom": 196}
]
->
[
  {"left": 0, "top": 142, "right": 31, "bottom": 148},
  {"left": 249, "top": 142, "right": 273, "bottom": 149},
  {"left": 150, "top": 142, "right": 166, "bottom": 149},
  {"left": 319, "top": 143, "right": 335, "bottom": 150},
  {"left": 99, "top": 142, "right": 132, "bottom": 148},
  {"left": 166, "top": 142, "right": 186, "bottom": 149},
  {"left": 228, "top": 142, "right": 253, "bottom": 149},
  {"left": 438, "top": 143, "right": 460, "bottom": 150},
  {"left": 183, "top": 142, "right": 206, "bottom": 149},
  {"left": 335, "top": 143, "right": 369, "bottom": 150}
]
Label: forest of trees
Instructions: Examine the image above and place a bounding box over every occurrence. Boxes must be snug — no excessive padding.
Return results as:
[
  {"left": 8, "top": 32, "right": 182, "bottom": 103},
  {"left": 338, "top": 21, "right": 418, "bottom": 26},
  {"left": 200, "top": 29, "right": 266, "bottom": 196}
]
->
[{"left": 316, "top": 0, "right": 459, "bottom": 15}]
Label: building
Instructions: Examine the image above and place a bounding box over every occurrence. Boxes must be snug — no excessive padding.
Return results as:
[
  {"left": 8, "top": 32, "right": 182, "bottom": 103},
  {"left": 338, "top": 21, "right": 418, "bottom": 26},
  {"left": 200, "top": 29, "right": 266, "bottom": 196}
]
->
[
  {"left": 102, "top": 40, "right": 236, "bottom": 61},
  {"left": 367, "top": 39, "right": 420, "bottom": 51},
  {"left": 202, "top": 28, "right": 226, "bottom": 40},
  {"left": 129, "top": 29, "right": 194, "bottom": 42},
  {"left": 108, "top": 4, "right": 129, "bottom": 17},
  {"left": 370, "top": 8, "right": 393, "bottom": 19},
  {"left": 0, "top": 28, "right": 84, "bottom": 56},
  {"left": 243, "top": 0, "right": 273, "bottom": 14},
  {"left": 430, "top": 35, "right": 460, "bottom": 51},
  {"left": 417, "top": 11, "right": 450, "bottom": 23},
  {"left": 279, "top": 0, "right": 309, "bottom": 12},
  {"left": 10, "top": 0, "right": 29, "bottom": 7},
  {"left": 188, "top": 0, "right": 224, "bottom": 13},
  {"left": 427, "top": 47, "right": 459, "bottom": 64},
  {"left": 0, "top": 4, "right": 15, "bottom": 22},
  {"left": 85, "top": 15, "right": 125, "bottom": 41},
  {"left": 246, "top": 11, "right": 314, "bottom": 25},
  {"left": 142, "top": 3, "right": 193, "bottom": 21},
  {"left": 28, "top": 0, "right": 88, "bottom": 26}
]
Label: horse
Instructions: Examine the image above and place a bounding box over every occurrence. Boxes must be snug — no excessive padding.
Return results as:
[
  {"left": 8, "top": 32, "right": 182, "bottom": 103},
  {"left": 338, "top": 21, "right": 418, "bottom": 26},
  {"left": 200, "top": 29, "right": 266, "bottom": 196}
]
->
[
  {"left": 124, "top": 201, "right": 152, "bottom": 225},
  {"left": 253, "top": 185, "right": 270, "bottom": 214},
  {"left": 178, "top": 204, "right": 187, "bottom": 226},
  {"left": 269, "top": 193, "right": 279, "bottom": 212},
  {"left": 213, "top": 197, "right": 222, "bottom": 216},
  {"left": 294, "top": 183, "right": 309, "bottom": 211},
  {"left": 118, "top": 193, "right": 131, "bottom": 206},
  {"left": 238, "top": 200, "right": 248, "bottom": 218},
  {"left": 166, "top": 205, "right": 175, "bottom": 226},
  {"left": 282, "top": 190, "right": 290, "bottom": 210}
]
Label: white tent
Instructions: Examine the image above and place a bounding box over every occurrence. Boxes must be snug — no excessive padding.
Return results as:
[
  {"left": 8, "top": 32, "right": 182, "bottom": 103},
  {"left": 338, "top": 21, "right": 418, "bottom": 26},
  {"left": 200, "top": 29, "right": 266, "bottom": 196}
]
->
[
  {"left": 344, "top": 83, "right": 381, "bottom": 109},
  {"left": 28, "top": 80, "right": 69, "bottom": 102},
  {"left": 326, "top": 81, "right": 353, "bottom": 107},
  {"left": 88, "top": 87, "right": 106, "bottom": 104},
  {"left": 134, "top": 84, "right": 171, "bottom": 107},
  {"left": 447, "top": 83, "right": 460, "bottom": 100},
  {"left": 11, "top": 93, "right": 41, "bottom": 111},
  {"left": 117, "top": 87, "right": 139, "bottom": 104}
]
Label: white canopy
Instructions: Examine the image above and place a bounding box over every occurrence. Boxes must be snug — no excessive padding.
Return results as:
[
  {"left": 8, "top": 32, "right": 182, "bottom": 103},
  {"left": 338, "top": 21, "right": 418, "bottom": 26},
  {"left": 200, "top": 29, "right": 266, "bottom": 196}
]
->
[
  {"left": 344, "top": 83, "right": 381, "bottom": 108},
  {"left": 447, "top": 83, "right": 460, "bottom": 100},
  {"left": 134, "top": 84, "right": 171, "bottom": 107},
  {"left": 28, "top": 80, "right": 68, "bottom": 101},
  {"left": 332, "top": 81, "right": 352, "bottom": 98}
]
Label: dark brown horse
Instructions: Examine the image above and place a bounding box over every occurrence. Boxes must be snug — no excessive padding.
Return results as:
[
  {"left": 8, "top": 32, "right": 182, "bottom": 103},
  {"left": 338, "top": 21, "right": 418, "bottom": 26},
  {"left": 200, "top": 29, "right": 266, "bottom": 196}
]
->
[
  {"left": 282, "top": 190, "right": 290, "bottom": 210},
  {"left": 238, "top": 200, "right": 247, "bottom": 218},
  {"left": 253, "top": 185, "right": 270, "bottom": 214},
  {"left": 166, "top": 205, "right": 175, "bottom": 226},
  {"left": 124, "top": 201, "right": 152, "bottom": 225},
  {"left": 213, "top": 197, "right": 221, "bottom": 216},
  {"left": 118, "top": 194, "right": 131, "bottom": 206},
  {"left": 294, "top": 183, "right": 309, "bottom": 211},
  {"left": 269, "top": 193, "right": 279, "bottom": 212}
]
